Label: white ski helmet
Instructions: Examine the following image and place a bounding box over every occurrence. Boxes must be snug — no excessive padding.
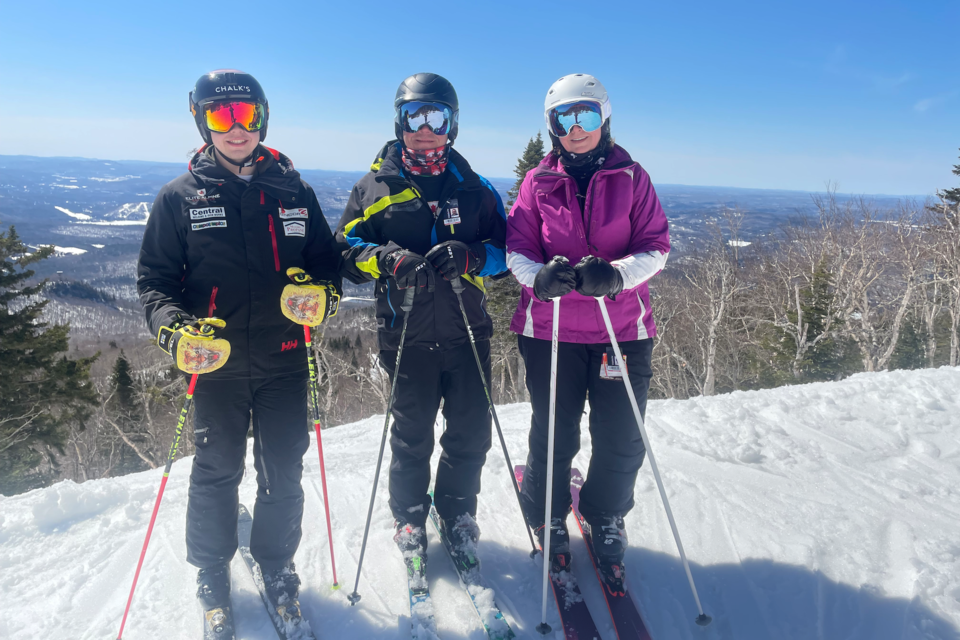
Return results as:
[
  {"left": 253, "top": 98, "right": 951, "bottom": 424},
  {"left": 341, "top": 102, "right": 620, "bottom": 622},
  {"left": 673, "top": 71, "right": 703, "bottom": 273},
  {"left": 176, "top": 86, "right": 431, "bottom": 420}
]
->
[{"left": 543, "top": 74, "right": 612, "bottom": 131}]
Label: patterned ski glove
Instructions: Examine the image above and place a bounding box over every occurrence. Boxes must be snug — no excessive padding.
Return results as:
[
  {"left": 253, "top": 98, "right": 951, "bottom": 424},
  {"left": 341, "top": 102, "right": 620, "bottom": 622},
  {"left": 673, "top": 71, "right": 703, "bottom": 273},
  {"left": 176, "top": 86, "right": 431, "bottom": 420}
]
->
[
  {"left": 533, "top": 256, "right": 577, "bottom": 301},
  {"left": 574, "top": 256, "right": 624, "bottom": 299},
  {"left": 425, "top": 241, "right": 484, "bottom": 281},
  {"left": 281, "top": 267, "right": 340, "bottom": 326},
  {"left": 157, "top": 317, "right": 231, "bottom": 375},
  {"left": 380, "top": 249, "right": 436, "bottom": 293}
]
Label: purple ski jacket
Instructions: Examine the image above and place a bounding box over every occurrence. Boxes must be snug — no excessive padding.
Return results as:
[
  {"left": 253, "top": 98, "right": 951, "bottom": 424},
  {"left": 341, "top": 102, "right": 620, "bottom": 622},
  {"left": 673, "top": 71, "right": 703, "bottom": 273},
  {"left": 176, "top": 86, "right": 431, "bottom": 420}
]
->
[{"left": 507, "top": 145, "right": 670, "bottom": 344}]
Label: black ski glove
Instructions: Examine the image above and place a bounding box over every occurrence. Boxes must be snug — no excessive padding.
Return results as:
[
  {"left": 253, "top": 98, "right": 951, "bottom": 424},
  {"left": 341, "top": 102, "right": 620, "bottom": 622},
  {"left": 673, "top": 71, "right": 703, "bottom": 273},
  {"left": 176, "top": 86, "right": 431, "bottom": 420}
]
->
[
  {"left": 574, "top": 255, "right": 624, "bottom": 298},
  {"left": 425, "top": 240, "right": 484, "bottom": 281},
  {"left": 380, "top": 249, "right": 436, "bottom": 293},
  {"left": 533, "top": 256, "right": 577, "bottom": 301}
]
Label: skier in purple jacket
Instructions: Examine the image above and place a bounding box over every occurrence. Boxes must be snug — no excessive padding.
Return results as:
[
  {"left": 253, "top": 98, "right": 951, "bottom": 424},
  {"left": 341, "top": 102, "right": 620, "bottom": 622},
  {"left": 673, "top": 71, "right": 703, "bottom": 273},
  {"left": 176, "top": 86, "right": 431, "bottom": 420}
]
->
[{"left": 506, "top": 74, "right": 670, "bottom": 595}]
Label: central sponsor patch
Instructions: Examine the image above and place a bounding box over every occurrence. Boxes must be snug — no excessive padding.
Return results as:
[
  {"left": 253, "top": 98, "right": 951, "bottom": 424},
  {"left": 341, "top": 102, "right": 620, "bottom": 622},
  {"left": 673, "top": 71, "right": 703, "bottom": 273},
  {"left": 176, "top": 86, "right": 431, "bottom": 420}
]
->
[
  {"left": 279, "top": 207, "right": 309, "bottom": 219},
  {"left": 190, "top": 207, "right": 226, "bottom": 220},
  {"left": 282, "top": 220, "right": 306, "bottom": 237},
  {"left": 191, "top": 220, "right": 227, "bottom": 231}
]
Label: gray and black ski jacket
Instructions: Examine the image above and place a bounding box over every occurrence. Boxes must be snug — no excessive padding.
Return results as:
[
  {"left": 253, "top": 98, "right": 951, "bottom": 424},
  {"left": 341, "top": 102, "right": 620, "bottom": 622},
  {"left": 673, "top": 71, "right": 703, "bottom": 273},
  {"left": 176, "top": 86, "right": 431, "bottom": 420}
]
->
[{"left": 137, "top": 145, "right": 342, "bottom": 379}]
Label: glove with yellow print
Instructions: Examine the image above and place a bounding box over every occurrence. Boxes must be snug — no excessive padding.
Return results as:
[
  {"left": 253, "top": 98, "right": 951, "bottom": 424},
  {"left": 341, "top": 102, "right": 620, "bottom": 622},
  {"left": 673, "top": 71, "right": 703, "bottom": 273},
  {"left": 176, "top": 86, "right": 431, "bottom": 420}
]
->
[
  {"left": 281, "top": 267, "right": 340, "bottom": 326},
  {"left": 157, "top": 317, "right": 231, "bottom": 375}
]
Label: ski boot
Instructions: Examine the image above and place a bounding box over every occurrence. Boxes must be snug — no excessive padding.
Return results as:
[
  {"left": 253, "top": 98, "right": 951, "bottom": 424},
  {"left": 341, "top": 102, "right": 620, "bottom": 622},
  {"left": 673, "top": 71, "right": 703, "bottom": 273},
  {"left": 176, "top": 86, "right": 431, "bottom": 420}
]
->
[
  {"left": 535, "top": 516, "right": 572, "bottom": 574},
  {"left": 197, "top": 563, "right": 236, "bottom": 640},
  {"left": 587, "top": 515, "right": 628, "bottom": 597},
  {"left": 439, "top": 513, "right": 481, "bottom": 573},
  {"left": 395, "top": 520, "right": 429, "bottom": 594},
  {"left": 261, "top": 562, "right": 306, "bottom": 626}
]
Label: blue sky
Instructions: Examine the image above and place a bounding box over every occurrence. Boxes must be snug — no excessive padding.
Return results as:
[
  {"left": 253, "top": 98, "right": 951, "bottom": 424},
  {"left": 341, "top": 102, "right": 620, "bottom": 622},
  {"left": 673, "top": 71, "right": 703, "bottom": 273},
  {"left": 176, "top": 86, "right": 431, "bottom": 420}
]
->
[{"left": 1, "top": 0, "right": 956, "bottom": 195}]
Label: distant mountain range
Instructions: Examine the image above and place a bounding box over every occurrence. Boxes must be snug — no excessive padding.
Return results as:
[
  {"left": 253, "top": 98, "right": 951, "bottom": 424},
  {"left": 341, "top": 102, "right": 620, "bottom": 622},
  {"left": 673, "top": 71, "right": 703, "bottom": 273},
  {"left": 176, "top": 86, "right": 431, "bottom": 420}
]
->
[{"left": 0, "top": 153, "right": 921, "bottom": 303}]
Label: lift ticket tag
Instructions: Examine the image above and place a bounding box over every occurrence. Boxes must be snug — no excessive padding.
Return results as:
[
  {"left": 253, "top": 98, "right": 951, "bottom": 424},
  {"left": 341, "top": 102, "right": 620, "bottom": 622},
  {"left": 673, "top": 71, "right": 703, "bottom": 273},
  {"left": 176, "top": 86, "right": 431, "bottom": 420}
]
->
[{"left": 600, "top": 348, "right": 627, "bottom": 380}]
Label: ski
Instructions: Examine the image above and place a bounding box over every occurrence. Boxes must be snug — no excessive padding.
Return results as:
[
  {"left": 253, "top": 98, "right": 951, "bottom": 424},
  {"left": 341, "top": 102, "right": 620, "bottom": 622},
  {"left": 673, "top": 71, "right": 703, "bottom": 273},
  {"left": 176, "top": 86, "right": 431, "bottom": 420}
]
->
[
  {"left": 427, "top": 505, "right": 516, "bottom": 640},
  {"left": 200, "top": 604, "right": 236, "bottom": 640},
  {"left": 515, "top": 466, "right": 601, "bottom": 640},
  {"left": 237, "top": 504, "right": 317, "bottom": 640},
  {"left": 570, "top": 469, "right": 653, "bottom": 640},
  {"left": 405, "top": 549, "right": 440, "bottom": 640}
]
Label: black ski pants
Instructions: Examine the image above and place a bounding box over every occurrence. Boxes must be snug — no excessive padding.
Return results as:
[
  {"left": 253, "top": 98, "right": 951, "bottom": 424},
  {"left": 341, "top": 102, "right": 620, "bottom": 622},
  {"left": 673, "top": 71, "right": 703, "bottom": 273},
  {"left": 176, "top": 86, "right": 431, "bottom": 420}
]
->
[
  {"left": 379, "top": 340, "right": 492, "bottom": 527},
  {"left": 517, "top": 335, "right": 653, "bottom": 526},
  {"left": 186, "top": 372, "right": 310, "bottom": 572}
]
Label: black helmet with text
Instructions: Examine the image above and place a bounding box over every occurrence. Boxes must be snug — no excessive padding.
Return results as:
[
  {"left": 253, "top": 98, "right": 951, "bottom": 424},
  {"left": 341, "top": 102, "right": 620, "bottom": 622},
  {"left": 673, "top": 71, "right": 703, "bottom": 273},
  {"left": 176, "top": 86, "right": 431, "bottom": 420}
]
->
[{"left": 189, "top": 70, "right": 269, "bottom": 145}]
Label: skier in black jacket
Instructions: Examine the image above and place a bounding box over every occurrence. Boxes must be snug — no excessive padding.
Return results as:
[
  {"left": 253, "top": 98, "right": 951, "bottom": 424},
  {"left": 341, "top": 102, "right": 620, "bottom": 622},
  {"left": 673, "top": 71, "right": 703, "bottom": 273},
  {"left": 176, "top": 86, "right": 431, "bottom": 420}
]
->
[
  {"left": 336, "top": 73, "right": 507, "bottom": 564},
  {"left": 137, "top": 70, "right": 342, "bottom": 631}
]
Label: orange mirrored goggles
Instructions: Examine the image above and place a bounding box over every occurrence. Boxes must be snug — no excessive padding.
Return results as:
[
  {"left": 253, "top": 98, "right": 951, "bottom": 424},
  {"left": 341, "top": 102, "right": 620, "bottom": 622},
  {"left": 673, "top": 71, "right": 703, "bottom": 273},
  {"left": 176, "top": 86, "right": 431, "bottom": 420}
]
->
[{"left": 202, "top": 101, "right": 265, "bottom": 133}]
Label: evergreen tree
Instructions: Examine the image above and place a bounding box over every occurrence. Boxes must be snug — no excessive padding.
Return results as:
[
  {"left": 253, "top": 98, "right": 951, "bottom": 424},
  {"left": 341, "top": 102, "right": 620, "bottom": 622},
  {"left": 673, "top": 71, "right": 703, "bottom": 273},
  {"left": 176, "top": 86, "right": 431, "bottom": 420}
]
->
[
  {"left": 0, "top": 226, "right": 98, "bottom": 495},
  {"left": 109, "top": 349, "right": 146, "bottom": 475},
  {"left": 939, "top": 148, "right": 960, "bottom": 208},
  {"left": 112, "top": 350, "right": 136, "bottom": 409},
  {"left": 506, "top": 132, "right": 545, "bottom": 208}
]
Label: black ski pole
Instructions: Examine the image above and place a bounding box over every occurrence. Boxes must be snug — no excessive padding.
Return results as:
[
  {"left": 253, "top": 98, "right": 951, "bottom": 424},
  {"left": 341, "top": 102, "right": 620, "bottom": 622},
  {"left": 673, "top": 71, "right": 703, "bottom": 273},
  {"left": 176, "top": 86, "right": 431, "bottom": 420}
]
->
[
  {"left": 348, "top": 286, "right": 416, "bottom": 606},
  {"left": 449, "top": 277, "right": 538, "bottom": 557}
]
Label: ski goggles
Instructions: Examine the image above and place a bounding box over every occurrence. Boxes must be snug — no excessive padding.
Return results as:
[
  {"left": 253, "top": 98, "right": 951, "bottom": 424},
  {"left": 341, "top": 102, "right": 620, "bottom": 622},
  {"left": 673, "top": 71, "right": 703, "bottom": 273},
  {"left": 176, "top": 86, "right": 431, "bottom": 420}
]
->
[
  {"left": 547, "top": 100, "right": 606, "bottom": 138},
  {"left": 202, "top": 101, "right": 266, "bottom": 133},
  {"left": 398, "top": 101, "right": 455, "bottom": 135}
]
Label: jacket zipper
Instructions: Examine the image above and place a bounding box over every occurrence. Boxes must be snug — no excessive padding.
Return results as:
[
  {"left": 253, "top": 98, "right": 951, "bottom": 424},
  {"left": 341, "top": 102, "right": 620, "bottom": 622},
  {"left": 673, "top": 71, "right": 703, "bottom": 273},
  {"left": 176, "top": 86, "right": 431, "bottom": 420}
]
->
[
  {"left": 208, "top": 286, "right": 218, "bottom": 316},
  {"left": 267, "top": 214, "right": 280, "bottom": 272}
]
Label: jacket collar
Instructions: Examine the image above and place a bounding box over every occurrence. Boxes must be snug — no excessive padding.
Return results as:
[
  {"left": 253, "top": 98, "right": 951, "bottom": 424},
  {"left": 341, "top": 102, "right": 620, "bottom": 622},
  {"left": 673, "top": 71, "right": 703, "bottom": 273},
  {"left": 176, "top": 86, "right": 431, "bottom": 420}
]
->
[
  {"left": 537, "top": 143, "right": 635, "bottom": 177},
  {"left": 188, "top": 144, "right": 302, "bottom": 195},
  {"left": 369, "top": 140, "right": 482, "bottom": 190}
]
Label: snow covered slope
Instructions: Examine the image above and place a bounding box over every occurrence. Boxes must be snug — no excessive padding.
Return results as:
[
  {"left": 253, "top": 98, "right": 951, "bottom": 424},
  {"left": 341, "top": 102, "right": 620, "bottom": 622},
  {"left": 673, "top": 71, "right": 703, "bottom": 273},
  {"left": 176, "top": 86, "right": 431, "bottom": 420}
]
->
[{"left": 1, "top": 367, "right": 958, "bottom": 640}]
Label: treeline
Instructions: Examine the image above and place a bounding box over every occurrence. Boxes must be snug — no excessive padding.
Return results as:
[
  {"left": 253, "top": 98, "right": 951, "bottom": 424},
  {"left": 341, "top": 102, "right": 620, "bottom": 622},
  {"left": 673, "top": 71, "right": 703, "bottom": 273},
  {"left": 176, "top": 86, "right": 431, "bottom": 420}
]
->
[{"left": 648, "top": 195, "right": 959, "bottom": 398}]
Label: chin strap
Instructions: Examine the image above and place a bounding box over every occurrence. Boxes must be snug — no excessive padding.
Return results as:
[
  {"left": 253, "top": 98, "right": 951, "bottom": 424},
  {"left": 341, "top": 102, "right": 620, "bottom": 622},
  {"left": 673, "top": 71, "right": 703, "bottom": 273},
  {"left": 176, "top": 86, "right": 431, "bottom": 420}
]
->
[{"left": 214, "top": 146, "right": 258, "bottom": 174}]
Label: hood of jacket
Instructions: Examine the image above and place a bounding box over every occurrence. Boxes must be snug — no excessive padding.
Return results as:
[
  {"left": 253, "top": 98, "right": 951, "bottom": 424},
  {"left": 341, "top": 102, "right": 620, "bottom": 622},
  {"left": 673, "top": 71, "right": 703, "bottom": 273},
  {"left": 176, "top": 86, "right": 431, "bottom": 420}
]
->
[{"left": 188, "top": 144, "right": 302, "bottom": 196}]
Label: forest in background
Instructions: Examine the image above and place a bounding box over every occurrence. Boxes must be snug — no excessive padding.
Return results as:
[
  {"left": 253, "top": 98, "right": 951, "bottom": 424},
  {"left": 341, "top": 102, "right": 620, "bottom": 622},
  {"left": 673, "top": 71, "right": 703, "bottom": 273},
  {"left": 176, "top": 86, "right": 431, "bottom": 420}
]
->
[{"left": 1, "top": 138, "right": 958, "bottom": 495}]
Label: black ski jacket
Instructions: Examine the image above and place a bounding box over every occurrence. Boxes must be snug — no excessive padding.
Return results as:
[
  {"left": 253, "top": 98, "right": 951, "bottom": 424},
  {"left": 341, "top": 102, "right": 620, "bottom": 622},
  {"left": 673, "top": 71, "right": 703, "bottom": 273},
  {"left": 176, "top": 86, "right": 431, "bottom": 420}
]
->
[
  {"left": 137, "top": 145, "right": 342, "bottom": 379},
  {"left": 336, "top": 141, "right": 507, "bottom": 351}
]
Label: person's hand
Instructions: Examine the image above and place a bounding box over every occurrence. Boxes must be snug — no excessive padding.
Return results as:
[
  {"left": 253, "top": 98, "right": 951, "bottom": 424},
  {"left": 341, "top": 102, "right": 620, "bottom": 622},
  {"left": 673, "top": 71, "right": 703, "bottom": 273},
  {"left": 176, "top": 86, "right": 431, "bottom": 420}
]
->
[
  {"left": 281, "top": 267, "right": 340, "bottom": 326},
  {"left": 574, "top": 256, "right": 624, "bottom": 298},
  {"left": 425, "top": 241, "right": 481, "bottom": 281},
  {"left": 533, "top": 256, "right": 577, "bottom": 301},
  {"left": 158, "top": 317, "right": 231, "bottom": 374},
  {"left": 380, "top": 249, "right": 436, "bottom": 293}
]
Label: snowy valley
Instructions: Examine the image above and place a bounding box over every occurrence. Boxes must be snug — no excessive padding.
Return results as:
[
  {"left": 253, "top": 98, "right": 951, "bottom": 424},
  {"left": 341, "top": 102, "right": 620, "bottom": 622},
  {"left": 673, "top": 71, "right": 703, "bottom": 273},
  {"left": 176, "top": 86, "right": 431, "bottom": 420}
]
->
[{"left": 1, "top": 366, "right": 958, "bottom": 640}]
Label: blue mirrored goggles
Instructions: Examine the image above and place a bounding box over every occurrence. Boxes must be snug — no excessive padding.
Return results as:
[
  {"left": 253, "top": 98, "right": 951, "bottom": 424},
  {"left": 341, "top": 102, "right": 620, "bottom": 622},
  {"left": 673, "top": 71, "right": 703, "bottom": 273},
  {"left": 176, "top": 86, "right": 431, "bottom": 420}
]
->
[
  {"left": 548, "top": 101, "right": 605, "bottom": 138},
  {"left": 398, "top": 101, "right": 454, "bottom": 135}
]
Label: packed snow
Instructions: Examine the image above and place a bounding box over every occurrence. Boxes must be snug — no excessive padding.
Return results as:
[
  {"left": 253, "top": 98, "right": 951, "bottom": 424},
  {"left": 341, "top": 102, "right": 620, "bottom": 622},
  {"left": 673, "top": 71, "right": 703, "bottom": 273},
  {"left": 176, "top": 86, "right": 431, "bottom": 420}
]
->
[{"left": 1, "top": 367, "right": 958, "bottom": 640}]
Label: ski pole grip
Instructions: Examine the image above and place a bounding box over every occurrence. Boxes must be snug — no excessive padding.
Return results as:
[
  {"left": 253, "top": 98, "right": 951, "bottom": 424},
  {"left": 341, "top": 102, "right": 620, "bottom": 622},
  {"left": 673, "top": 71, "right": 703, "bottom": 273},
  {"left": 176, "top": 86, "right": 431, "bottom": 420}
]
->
[
  {"left": 450, "top": 276, "right": 465, "bottom": 294},
  {"left": 401, "top": 287, "right": 415, "bottom": 313}
]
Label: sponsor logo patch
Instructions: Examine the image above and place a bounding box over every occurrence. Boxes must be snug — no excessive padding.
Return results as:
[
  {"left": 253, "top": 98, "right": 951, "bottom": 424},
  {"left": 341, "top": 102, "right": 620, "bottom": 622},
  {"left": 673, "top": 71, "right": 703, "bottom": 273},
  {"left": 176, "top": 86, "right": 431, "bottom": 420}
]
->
[
  {"left": 186, "top": 188, "right": 221, "bottom": 203},
  {"left": 190, "top": 207, "right": 226, "bottom": 220},
  {"left": 281, "top": 339, "right": 298, "bottom": 352},
  {"left": 191, "top": 220, "right": 227, "bottom": 231},
  {"left": 279, "top": 207, "right": 309, "bottom": 219},
  {"left": 282, "top": 220, "right": 306, "bottom": 237}
]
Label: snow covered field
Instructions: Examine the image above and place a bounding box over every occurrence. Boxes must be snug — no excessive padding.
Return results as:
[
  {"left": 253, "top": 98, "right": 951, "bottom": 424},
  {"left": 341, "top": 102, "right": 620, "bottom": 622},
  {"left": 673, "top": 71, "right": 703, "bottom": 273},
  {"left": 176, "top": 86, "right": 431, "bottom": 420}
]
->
[{"left": 1, "top": 367, "right": 958, "bottom": 640}]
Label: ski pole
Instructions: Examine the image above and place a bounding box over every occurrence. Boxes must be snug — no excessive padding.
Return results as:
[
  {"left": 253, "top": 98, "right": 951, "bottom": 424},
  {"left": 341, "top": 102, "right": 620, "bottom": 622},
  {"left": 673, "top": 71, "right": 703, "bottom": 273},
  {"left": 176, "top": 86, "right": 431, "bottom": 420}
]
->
[
  {"left": 449, "top": 277, "right": 538, "bottom": 557},
  {"left": 303, "top": 324, "right": 339, "bottom": 589},
  {"left": 117, "top": 372, "right": 198, "bottom": 639},
  {"left": 348, "top": 286, "right": 416, "bottom": 606},
  {"left": 596, "top": 296, "right": 711, "bottom": 627},
  {"left": 536, "top": 296, "right": 561, "bottom": 636}
]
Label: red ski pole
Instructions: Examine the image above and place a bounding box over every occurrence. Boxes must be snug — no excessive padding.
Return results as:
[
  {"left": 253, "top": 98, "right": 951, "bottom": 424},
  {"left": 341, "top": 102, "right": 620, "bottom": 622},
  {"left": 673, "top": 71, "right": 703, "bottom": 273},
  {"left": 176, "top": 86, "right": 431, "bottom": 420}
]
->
[
  {"left": 304, "top": 325, "right": 339, "bottom": 589},
  {"left": 117, "top": 372, "right": 198, "bottom": 639}
]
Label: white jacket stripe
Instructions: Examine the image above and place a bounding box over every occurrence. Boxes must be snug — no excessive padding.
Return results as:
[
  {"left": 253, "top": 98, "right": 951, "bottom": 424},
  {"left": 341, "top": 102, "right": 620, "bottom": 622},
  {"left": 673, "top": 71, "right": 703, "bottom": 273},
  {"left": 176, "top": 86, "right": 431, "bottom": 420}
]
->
[{"left": 612, "top": 250, "right": 669, "bottom": 290}]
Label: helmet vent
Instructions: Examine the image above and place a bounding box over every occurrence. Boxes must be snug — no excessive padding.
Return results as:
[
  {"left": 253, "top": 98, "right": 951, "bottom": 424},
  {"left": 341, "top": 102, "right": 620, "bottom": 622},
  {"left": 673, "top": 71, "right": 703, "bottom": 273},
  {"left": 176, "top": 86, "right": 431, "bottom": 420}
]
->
[{"left": 586, "top": 81, "right": 596, "bottom": 87}]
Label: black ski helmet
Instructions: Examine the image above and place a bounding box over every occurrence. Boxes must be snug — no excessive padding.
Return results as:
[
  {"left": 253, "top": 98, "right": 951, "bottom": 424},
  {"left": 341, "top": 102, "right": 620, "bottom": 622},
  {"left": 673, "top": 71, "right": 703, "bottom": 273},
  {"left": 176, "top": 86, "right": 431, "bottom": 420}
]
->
[
  {"left": 394, "top": 73, "right": 459, "bottom": 143},
  {"left": 189, "top": 69, "right": 269, "bottom": 144}
]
